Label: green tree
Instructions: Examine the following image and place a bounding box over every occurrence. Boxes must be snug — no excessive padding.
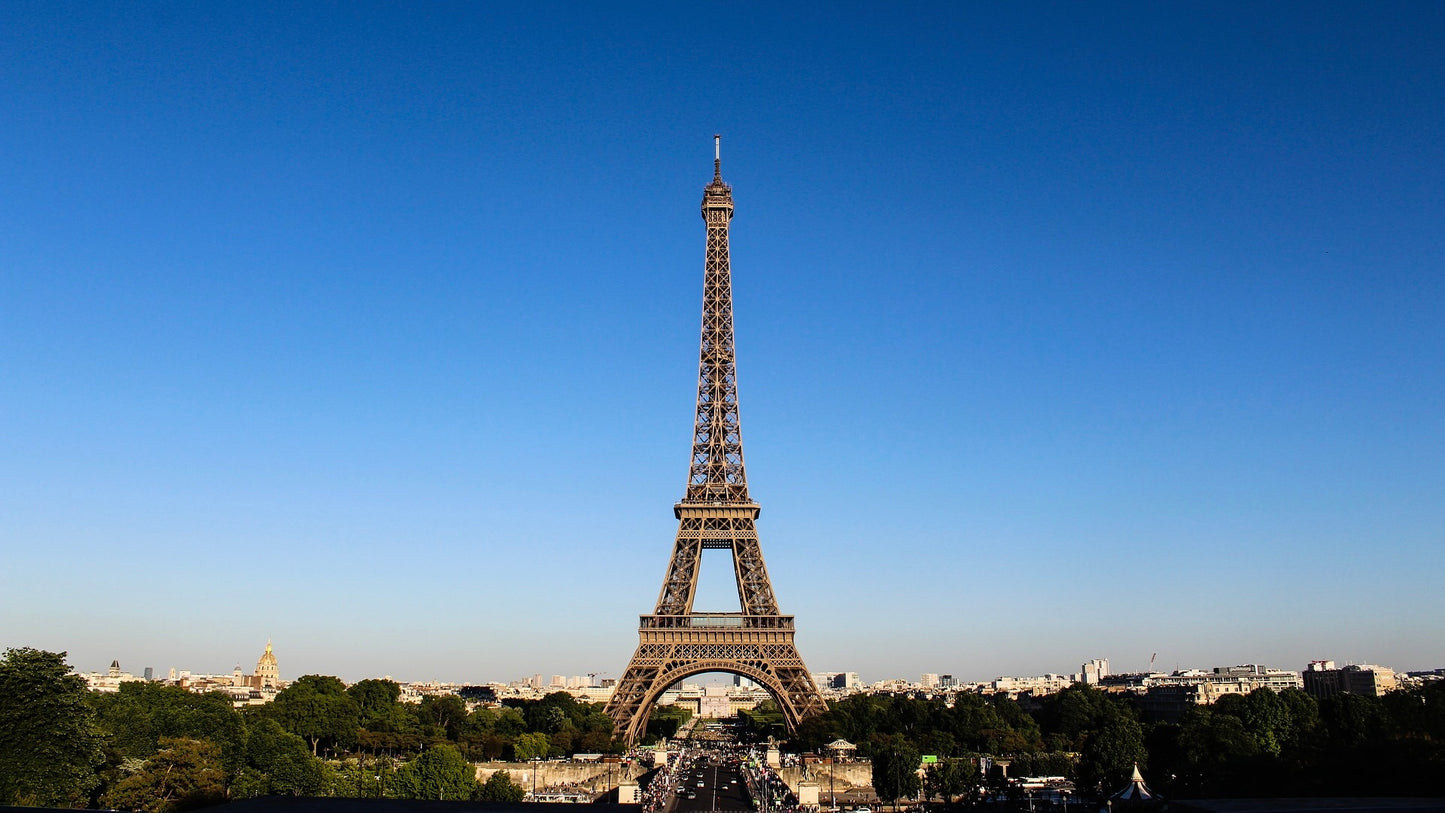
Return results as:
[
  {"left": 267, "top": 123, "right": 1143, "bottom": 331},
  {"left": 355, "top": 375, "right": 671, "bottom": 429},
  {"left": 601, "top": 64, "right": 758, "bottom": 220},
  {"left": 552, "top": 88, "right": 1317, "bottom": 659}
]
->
[
  {"left": 419, "top": 693, "right": 469, "bottom": 740},
  {"left": 349, "top": 678, "right": 416, "bottom": 734},
  {"left": 267, "top": 674, "right": 360, "bottom": 756},
  {"left": 100, "top": 738, "right": 226, "bottom": 813},
  {"left": 0, "top": 648, "right": 104, "bottom": 807},
  {"left": 91, "top": 681, "right": 247, "bottom": 771},
  {"left": 548, "top": 725, "right": 576, "bottom": 757},
  {"left": 1174, "top": 706, "right": 1259, "bottom": 795},
  {"left": 923, "top": 758, "right": 978, "bottom": 806},
  {"left": 1231, "top": 688, "right": 1296, "bottom": 756},
  {"left": 1076, "top": 714, "right": 1145, "bottom": 793},
  {"left": 870, "top": 734, "right": 922, "bottom": 803},
  {"left": 644, "top": 705, "right": 692, "bottom": 743},
  {"left": 476, "top": 769, "right": 527, "bottom": 802},
  {"left": 493, "top": 705, "right": 528, "bottom": 737},
  {"left": 1039, "top": 684, "right": 1115, "bottom": 749},
  {"left": 512, "top": 731, "right": 550, "bottom": 761},
  {"left": 348, "top": 678, "right": 400, "bottom": 712},
  {"left": 1319, "top": 692, "right": 1385, "bottom": 748},
  {"left": 243, "top": 717, "right": 328, "bottom": 795},
  {"left": 1278, "top": 687, "right": 1320, "bottom": 749},
  {"left": 391, "top": 744, "right": 479, "bottom": 800},
  {"left": 739, "top": 704, "right": 788, "bottom": 742},
  {"left": 327, "top": 754, "right": 397, "bottom": 799},
  {"left": 578, "top": 727, "right": 616, "bottom": 755}
]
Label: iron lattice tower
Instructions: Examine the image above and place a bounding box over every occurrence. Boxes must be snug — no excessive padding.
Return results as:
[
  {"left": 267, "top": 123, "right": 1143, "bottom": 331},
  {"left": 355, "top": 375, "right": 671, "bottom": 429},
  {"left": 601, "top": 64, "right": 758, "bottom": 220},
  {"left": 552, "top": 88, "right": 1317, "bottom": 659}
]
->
[{"left": 605, "top": 138, "right": 826, "bottom": 745}]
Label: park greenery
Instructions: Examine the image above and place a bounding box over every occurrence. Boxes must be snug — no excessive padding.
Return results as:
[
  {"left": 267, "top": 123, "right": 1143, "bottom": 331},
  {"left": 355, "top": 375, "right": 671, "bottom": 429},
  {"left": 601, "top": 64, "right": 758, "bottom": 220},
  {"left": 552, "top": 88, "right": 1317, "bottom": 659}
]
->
[
  {"left": 0, "top": 648, "right": 607, "bottom": 811},
  {"left": 6, "top": 646, "right": 1444, "bottom": 811},
  {"left": 644, "top": 704, "right": 695, "bottom": 743},
  {"left": 790, "top": 681, "right": 1445, "bottom": 801}
]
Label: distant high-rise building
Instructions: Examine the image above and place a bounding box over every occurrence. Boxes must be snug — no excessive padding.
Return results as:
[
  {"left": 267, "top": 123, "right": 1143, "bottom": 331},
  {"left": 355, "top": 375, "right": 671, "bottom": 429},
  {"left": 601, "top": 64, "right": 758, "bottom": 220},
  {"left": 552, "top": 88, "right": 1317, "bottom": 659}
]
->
[
  {"left": 143, "top": 667, "right": 153, "bottom": 681},
  {"left": 1302, "top": 661, "right": 1397, "bottom": 699},
  {"left": 550, "top": 675, "right": 566, "bottom": 688},
  {"left": 939, "top": 674, "right": 957, "bottom": 688},
  {"left": 812, "top": 671, "right": 862, "bottom": 691},
  {"left": 920, "top": 673, "right": 939, "bottom": 688},
  {"left": 1082, "top": 658, "right": 1110, "bottom": 684}
]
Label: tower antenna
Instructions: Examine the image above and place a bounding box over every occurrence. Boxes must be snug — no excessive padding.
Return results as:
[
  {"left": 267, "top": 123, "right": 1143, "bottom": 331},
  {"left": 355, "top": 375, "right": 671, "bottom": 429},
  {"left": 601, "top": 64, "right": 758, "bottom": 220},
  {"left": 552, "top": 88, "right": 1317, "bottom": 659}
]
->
[{"left": 713, "top": 134, "right": 722, "bottom": 180}]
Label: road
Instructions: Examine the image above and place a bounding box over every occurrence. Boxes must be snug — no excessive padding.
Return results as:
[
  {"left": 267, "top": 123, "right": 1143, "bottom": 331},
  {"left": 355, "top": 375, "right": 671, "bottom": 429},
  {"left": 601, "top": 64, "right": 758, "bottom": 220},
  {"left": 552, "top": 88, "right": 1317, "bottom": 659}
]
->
[{"left": 669, "top": 757, "right": 752, "bottom": 813}]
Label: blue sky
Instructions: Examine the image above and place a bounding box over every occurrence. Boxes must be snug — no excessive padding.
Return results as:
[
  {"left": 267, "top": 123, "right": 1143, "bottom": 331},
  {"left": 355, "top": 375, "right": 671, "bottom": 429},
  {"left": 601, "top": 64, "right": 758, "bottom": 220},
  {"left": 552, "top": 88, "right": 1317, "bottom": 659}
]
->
[{"left": 2, "top": 2, "right": 1442, "bottom": 684}]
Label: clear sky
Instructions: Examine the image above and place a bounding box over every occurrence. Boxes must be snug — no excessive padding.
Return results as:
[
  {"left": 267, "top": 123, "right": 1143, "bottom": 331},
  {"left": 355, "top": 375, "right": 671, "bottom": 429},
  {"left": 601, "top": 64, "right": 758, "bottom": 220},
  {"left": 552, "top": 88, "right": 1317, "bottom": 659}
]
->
[{"left": 2, "top": 2, "right": 1442, "bottom": 685}]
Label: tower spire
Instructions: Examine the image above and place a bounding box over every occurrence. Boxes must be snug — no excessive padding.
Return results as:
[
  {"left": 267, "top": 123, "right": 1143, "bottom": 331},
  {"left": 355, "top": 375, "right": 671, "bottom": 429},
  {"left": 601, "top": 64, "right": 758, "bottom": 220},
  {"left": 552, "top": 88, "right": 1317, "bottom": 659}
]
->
[{"left": 690, "top": 135, "right": 743, "bottom": 503}]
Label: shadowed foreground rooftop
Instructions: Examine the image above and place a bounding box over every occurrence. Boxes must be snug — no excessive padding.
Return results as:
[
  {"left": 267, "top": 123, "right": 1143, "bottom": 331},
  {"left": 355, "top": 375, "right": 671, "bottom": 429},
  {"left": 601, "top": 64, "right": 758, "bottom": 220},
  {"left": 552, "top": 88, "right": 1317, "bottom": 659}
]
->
[
  {"left": 1, "top": 802, "right": 640, "bottom": 813},
  {"left": 1173, "top": 800, "right": 1445, "bottom": 813}
]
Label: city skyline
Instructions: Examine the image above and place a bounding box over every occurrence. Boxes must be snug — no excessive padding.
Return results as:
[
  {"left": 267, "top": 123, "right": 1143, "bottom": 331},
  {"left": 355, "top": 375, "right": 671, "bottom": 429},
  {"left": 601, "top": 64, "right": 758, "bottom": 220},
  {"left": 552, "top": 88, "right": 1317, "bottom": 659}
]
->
[
  {"left": 62, "top": 642, "right": 1428, "bottom": 691},
  {"left": 3, "top": 3, "right": 1443, "bottom": 683}
]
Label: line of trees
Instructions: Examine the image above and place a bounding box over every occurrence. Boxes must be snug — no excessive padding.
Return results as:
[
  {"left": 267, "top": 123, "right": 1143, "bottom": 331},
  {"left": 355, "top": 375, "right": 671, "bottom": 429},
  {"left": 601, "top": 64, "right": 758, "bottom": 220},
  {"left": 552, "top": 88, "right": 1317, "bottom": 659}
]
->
[
  {"left": 737, "top": 699, "right": 787, "bottom": 741},
  {"left": 0, "top": 648, "right": 611, "bottom": 811},
  {"left": 644, "top": 704, "right": 694, "bottom": 743},
  {"left": 11, "top": 645, "right": 1443, "bottom": 808},
  {"left": 791, "top": 681, "right": 1445, "bottom": 802}
]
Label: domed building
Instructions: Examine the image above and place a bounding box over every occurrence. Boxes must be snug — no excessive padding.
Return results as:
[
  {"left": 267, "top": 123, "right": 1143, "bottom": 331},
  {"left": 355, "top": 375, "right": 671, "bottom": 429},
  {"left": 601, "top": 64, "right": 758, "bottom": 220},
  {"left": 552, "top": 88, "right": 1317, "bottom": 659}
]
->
[{"left": 255, "top": 640, "right": 280, "bottom": 689}]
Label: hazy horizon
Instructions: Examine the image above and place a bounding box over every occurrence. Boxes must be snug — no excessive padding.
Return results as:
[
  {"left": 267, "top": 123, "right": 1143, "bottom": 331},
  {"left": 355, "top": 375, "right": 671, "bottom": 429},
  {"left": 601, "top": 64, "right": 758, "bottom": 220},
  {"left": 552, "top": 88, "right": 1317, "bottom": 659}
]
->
[{"left": 47, "top": 643, "right": 1441, "bottom": 690}]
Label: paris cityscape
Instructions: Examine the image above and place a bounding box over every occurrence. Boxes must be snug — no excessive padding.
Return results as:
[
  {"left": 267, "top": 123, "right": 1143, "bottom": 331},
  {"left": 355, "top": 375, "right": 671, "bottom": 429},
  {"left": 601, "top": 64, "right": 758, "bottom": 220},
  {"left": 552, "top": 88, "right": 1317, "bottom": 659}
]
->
[{"left": 3, "top": 2, "right": 1443, "bottom": 812}]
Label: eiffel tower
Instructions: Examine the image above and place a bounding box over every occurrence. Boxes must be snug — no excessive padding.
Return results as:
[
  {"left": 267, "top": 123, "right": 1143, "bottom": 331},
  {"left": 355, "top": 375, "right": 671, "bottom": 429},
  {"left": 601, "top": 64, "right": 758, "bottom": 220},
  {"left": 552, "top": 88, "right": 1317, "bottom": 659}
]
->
[{"left": 605, "top": 137, "right": 827, "bottom": 745}]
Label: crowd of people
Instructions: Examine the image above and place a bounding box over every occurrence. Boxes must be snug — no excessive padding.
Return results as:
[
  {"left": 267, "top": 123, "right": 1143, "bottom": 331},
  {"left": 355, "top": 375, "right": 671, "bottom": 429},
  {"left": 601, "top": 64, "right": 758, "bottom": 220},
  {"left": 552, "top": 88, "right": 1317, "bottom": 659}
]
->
[
  {"left": 741, "top": 754, "right": 802, "bottom": 813},
  {"left": 639, "top": 757, "right": 678, "bottom": 813}
]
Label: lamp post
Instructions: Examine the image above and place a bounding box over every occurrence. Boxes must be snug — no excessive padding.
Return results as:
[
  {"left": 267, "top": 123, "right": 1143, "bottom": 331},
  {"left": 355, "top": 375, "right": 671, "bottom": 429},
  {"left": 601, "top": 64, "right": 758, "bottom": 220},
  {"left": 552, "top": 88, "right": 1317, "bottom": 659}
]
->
[{"left": 829, "top": 757, "right": 835, "bottom": 812}]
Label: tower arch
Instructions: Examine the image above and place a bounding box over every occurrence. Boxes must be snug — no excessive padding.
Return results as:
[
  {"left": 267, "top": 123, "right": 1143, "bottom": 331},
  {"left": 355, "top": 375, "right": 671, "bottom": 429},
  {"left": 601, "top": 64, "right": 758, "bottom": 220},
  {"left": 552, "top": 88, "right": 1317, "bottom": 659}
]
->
[{"left": 617, "top": 661, "right": 814, "bottom": 745}]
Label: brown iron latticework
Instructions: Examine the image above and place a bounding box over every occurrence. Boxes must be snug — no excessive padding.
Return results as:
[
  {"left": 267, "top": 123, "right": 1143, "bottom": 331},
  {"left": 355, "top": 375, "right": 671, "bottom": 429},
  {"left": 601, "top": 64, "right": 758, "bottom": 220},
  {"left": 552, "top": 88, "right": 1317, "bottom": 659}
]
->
[{"left": 605, "top": 138, "right": 827, "bottom": 745}]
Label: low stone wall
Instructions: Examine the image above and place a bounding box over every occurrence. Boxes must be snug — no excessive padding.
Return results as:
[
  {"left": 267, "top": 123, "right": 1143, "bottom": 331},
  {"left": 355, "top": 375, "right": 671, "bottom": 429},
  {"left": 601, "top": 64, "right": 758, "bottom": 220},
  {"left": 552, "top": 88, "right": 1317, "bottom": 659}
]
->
[
  {"left": 475, "top": 761, "right": 645, "bottom": 791},
  {"left": 780, "top": 763, "right": 874, "bottom": 793}
]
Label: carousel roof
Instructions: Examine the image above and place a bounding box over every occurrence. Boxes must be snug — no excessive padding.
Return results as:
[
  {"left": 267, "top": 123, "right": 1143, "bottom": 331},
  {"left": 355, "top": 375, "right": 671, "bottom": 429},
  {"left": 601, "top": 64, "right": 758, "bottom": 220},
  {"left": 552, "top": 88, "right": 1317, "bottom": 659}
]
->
[{"left": 1110, "top": 764, "right": 1157, "bottom": 802}]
